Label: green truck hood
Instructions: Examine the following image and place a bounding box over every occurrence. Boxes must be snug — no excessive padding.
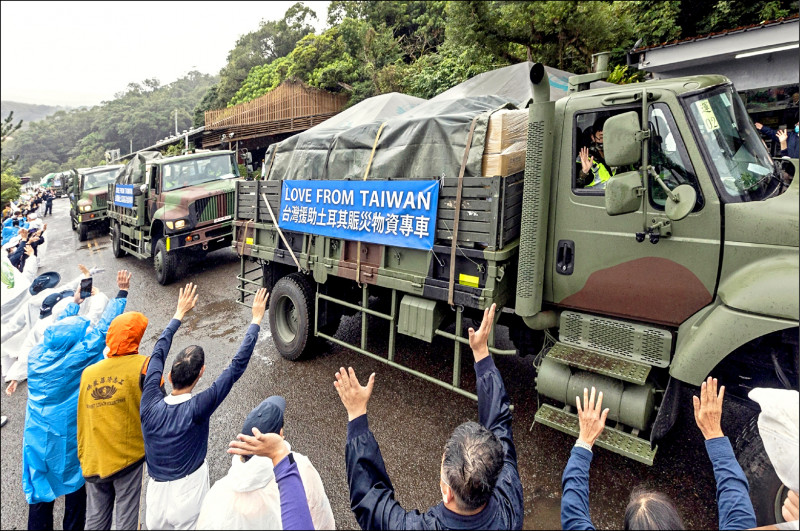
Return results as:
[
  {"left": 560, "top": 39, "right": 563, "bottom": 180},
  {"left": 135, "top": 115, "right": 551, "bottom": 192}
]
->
[
  {"left": 718, "top": 180, "right": 799, "bottom": 320},
  {"left": 156, "top": 179, "right": 237, "bottom": 221}
]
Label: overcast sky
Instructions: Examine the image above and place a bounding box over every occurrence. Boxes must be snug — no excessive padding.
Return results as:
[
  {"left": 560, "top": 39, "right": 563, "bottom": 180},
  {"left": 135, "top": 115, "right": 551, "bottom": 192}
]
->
[{"left": 1, "top": 1, "right": 331, "bottom": 107}]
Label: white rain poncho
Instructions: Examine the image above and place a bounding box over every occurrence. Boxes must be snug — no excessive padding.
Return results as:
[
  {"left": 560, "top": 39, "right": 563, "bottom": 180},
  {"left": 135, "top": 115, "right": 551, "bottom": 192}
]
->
[{"left": 195, "top": 442, "right": 335, "bottom": 530}]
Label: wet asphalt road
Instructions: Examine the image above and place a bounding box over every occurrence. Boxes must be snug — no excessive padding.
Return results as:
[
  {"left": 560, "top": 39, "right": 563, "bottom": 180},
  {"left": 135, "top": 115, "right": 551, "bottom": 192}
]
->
[{"left": 1, "top": 198, "right": 752, "bottom": 529}]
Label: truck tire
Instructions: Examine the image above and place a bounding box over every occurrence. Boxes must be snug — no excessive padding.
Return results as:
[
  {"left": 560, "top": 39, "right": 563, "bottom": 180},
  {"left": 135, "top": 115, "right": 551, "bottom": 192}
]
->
[
  {"left": 78, "top": 223, "right": 89, "bottom": 242},
  {"left": 735, "top": 413, "right": 787, "bottom": 527},
  {"left": 111, "top": 222, "right": 127, "bottom": 258},
  {"left": 71, "top": 215, "right": 77, "bottom": 231},
  {"left": 269, "top": 273, "right": 314, "bottom": 361},
  {"left": 154, "top": 238, "right": 177, "bottom": 285}
]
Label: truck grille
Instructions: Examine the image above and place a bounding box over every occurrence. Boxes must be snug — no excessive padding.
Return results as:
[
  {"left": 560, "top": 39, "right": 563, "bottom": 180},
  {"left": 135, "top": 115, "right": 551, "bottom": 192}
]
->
[
  {"left": 95, "top": 193, "right": 108, "bottom": 208},
  {"left": 195, "top": 192, "right": 235, "bottom": 223}
]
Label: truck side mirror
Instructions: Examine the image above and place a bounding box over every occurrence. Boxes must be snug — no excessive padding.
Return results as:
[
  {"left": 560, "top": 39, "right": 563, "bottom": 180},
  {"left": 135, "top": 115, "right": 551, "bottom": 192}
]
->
[
  {"left": 604, "top": 111, "right": 642, "bottom": 167},
  {"left": 605, "top": 171, "right": 644, "bottom": 216},
  {"left": 664, "top": 184, "right": 697, "bottom": 221},
  {"left": 134, "top": 184, "right": 146, "bottom": 196}
]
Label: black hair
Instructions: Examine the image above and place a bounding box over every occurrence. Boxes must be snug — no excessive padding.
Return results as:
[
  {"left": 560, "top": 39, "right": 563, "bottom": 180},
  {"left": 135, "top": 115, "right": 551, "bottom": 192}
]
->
[
  {"left": 624, "top": 487, "right": 684, "bottom": 530},
  {"left": 593, "top": 115, "right": 608, "bottom": 132},
  {"left": 170, "top": 345, "right": 205, "bottom": 390},
  {"left": 442, "top": 421, "right": 504, "bottom": 512}
]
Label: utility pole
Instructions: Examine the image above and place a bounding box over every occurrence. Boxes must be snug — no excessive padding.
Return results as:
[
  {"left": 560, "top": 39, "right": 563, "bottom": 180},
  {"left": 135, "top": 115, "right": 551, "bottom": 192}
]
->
[
  {"left": 174, "top": 109, "right": 179, "bottom": 135},
  {"left": 130, "top": 139, "right": 133, "bottom": 154}
]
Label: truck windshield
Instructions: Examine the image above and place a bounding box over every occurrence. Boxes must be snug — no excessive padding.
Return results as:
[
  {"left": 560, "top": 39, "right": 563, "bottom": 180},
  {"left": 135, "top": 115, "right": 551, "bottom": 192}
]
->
[
  {"left": 682, "top": 86, "right": 782, "bottom": 203},
  {"left": 83, "top": 168, "right": 120, "bottom": 191},
  {"left": 162, "top": 155, "right": 237, "bottom": 191}
]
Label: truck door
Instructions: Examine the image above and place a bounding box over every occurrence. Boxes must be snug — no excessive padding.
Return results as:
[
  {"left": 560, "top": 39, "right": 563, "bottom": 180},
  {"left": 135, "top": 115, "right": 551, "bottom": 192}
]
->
[
  {"left": 551, "top": 100, "right": 722, "bottom": 327},
  {"left": 147, "top": 165, "right": 160, "bottom": 222}
]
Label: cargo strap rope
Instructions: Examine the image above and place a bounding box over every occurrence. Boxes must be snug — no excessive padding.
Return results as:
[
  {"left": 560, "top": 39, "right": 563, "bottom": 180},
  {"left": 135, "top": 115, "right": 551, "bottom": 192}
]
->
[
  {"left": 264, "top": 148, "right": 277, "bottom": 180},
  {"left": 237, "top": 219, "right": 254, "bottom": 256},
  {"left": 262, "top": 192, "right": 303, "bottom": 272},
  {"left": 356, "top": 122, "right": 388, "bottom": 285},
  {"left": 448, "top": 115, "right": 480, "bottom": 306}
]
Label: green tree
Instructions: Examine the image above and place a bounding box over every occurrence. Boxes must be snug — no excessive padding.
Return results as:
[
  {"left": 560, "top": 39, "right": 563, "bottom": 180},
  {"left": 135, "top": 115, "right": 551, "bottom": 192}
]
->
[
  {"left": 1, "top": 111, "right": 23, "bottom": 174},
  {"left": 1, "top": 169, "right": 21, "bottom": 207}
]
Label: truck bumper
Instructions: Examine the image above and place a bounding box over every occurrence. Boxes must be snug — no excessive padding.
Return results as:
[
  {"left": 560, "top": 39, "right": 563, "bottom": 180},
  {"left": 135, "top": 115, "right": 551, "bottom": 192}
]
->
[
  {"left": 165, "top": 221, "right": 233, "bottom": 252},
  {"left": 78, "top": 211, "right": 108, "bottom": 227}
]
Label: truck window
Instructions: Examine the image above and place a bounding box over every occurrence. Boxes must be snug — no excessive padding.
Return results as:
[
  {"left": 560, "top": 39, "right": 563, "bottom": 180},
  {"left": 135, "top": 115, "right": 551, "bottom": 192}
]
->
[
  {"left": 648, "top": 104, "right": 704, "bottom": 212},
  {"left": 573, "top": 108, "right": 640, "bottom": 194},
  {"left": 162, "top": 155, "right": 237, "bottom": 191}
]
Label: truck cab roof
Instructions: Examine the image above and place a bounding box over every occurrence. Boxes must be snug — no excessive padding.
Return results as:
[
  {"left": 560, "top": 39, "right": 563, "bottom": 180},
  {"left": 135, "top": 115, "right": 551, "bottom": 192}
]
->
[
  {"left": 152, "top": 150, "right": 235, "bottom": 166},
  {"left": 565, "top": 74, "right": 730, "bottom": 102}
]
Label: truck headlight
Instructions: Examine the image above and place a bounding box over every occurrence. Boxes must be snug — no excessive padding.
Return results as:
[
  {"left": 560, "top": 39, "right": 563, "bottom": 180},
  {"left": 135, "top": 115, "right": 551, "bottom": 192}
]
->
[
  {"left": 81, "top": 205, "right": 92, "bottom": 212},
  {"left": 166, "top": 219, "right": 187, "bottom": 230}
]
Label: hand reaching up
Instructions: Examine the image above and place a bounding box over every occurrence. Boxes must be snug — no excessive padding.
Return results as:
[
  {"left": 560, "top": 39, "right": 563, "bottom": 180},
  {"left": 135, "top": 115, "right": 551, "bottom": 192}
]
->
[
  {"left": 468, "top": 303, "right": 496, "bottom": 363},
  {"left": 174, "top": 282, "right": 199, "bottom": 321},
  {"left": 116, "top": 270, "right": 131, "bottom": 290},
  {"left": 251, "top": 288, "right": 269, "bottom": 325},
  {"left": 693, "top": 376, "right": 725, "bottom": 440},
  {"left": 228, "top": 427, "right": 288, "bottom": 467},
  {"left": 334, "top": 367, "right": 375, "bottom": 421},
  {"left": 577, "top": 386, "right": 609, "bottom": 448}
]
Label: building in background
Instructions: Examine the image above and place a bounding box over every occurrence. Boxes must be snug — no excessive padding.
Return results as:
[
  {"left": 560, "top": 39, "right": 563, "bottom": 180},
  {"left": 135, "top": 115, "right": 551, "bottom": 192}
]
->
[{"left": 629, "top": 15, "right": 799, "bottom": 157}]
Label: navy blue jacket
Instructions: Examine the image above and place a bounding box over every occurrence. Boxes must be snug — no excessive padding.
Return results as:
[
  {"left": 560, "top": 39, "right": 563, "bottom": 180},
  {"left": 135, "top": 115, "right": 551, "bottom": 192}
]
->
[
  {"left": 561, "top": 436, "right": 756, "bottom": 530},
  {"left": 140, "top": 319, "right": 260, "bottom": 481},
  {"left": 760, "top": 124, "right": 799, "bottom": 158},
  {"left": 345, "top": 356, "right": 524, "bottom": 530}
]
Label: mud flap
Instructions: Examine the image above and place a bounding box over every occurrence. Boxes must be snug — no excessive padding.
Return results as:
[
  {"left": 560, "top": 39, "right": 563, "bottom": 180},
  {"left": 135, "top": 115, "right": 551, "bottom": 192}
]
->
[{"left": 650, "top": 377, "right": 682, "bottom": 449}]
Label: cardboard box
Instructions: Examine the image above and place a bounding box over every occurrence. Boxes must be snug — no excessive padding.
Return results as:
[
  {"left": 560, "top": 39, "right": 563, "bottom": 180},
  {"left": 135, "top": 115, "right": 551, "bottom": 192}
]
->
[
  {"left": 482, "top": 143, "right": 526, "bottom": 177},
  {"left": 484, "top": 109, "right": 528, "bottom": 153}
]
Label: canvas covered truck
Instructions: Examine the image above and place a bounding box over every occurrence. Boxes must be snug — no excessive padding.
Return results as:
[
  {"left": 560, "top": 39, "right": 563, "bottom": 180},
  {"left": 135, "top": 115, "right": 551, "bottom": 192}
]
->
[
  {"left": 69, "top": 164, "right": 124, "bottom": 241},
  {"left": 107, "top": 150, "right": 240, "bottom": 285},
  {"left": 232, "top": 57, "right": 799, "bottom": 525}
]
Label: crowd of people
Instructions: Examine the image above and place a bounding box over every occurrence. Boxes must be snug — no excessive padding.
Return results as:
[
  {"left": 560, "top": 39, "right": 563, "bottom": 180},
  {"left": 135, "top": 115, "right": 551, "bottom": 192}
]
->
[{"left": 0, "top": 185, "right": 798, "bottom": 531}]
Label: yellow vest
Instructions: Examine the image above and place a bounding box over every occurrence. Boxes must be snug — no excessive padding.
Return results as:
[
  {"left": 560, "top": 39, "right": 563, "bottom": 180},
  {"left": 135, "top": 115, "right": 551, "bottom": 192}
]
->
[{"left": 77, "top": 354, "right": 148, "bottom": 479}]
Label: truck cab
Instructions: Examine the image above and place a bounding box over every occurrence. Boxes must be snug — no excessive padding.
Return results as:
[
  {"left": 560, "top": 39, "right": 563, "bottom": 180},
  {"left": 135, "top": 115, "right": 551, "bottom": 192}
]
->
[
  {"left": 108, "top": 150, "right": 240, "bottom": 284},
  {"left": 69, "top": 164, "right": 123, "bottom": 241}
]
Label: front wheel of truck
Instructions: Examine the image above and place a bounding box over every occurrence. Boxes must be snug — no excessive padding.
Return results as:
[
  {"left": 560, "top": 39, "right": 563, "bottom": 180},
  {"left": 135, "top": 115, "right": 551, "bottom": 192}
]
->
[
  {"left": 111, "top": 222, "right": 127, "bottom": 258},
  {"left": 269, "top": 273, "right": 314, "bottom": 361},
  {"left": 154, "top": 238, "right": 177, "bottom": 285},
  {"left": 78, "top": 223, "right": 89, "bottom": 242},
  {"left": 735, "top": 413, "right": 788, "bottom": 527}
]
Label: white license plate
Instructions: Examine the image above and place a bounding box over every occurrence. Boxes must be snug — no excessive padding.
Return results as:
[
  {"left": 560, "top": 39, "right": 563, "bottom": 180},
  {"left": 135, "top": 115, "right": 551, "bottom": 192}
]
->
[{"left": 213, "top": 215, "right": 232, "bottom": 223}]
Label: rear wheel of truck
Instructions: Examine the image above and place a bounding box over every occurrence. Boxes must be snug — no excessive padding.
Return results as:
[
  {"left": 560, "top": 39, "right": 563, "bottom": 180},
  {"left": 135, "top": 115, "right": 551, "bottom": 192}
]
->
[
  {"left": 111, "top": 222, "right": 127, "bottom": 258},
  {"left": 735, "top": 413, "right": 788, "bottom": 527},
  {"left": 78, "top": 223, "right": 88, "bottom": 242},
  {"left": 154, "top": 238, "right": 177, "bottom": 285},
  {"left": 269, "top": 273, "right": 314, "bottom": 361}
]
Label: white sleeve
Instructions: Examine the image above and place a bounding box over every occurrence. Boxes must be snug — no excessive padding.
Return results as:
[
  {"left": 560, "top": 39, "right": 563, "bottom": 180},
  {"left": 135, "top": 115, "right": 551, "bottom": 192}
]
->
[
  {"left": 21, "top": 254, "right": 39, "bottom": 283},
  {"left": 0, "top": 309, "right": 27, "bottom": 343},
  {"left": 298, "top": 456, "right": 336, "bottom": 530},
  {"left": 62, "top": 273, "right": 86, "bottom": 292},
  {"left": 82, "top": 292, "right": 109, "bottom": 326}
]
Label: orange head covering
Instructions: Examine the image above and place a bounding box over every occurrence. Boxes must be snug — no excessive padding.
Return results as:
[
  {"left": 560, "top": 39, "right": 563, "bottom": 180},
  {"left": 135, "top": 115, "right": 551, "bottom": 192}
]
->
[{"left": 105, "top": 311, "right": 149, "bottom": 357}]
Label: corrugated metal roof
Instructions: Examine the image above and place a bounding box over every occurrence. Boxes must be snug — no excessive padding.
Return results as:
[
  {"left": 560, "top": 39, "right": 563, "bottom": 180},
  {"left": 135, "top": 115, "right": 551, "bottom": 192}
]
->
[{"left": 633, "top": 14, "right": 798, "bottom": 52}]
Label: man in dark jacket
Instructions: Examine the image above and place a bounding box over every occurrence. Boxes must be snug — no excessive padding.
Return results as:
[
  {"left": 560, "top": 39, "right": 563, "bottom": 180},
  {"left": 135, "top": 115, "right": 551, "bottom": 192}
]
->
[
  {"left": 332, "top": 303, "right": 524, "bottom": 530},
  {"left": 43, "top": 190, "right": 54, "bottom": 217},
  {"left": 756, "top": 121, "right": 800, "bottom": 159},
  {"left": 139, "top": 283, "right": 269, "bottom": 530}
]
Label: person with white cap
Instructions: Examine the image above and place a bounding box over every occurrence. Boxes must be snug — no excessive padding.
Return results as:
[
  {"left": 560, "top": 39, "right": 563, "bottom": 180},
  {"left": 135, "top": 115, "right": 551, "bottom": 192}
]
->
[
  {"left": 196, "top": 395, "right": 335, "bottom": 530},
  {"left": 748, "top": 387, "right": 799, "bottom": 529}
]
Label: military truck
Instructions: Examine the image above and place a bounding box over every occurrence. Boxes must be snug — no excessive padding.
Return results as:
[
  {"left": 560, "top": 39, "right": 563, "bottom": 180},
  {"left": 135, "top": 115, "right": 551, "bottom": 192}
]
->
[
  {"left": 107, "top": 150, "right": 240, "bottom": 285},
  {"left": 69, "top": 164, "right": 124, "bottom": 241},
  {"left": 232, "top": 59, "right": 798, "bottom": 524}
]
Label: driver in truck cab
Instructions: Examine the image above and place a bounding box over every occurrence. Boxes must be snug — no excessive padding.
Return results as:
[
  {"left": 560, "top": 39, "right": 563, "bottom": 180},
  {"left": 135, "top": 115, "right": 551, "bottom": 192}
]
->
[{"left": 576, "top": 116, "right": 616, "bottom": 189}]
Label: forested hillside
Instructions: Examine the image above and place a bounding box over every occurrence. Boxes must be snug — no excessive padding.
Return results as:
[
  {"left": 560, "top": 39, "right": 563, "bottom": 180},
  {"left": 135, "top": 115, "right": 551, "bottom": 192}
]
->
[
  {"left": 0, "top": 102, "right": 71, "bottom": 128},
  {"left": 3, "top": 0, "right": 796, "bottom": 183}
]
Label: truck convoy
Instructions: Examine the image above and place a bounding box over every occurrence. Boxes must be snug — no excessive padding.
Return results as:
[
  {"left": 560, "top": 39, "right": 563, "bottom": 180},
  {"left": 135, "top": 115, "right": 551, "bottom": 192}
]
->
[
  {"left": 231, "top": 56, "right": 798, "bottom": 525},
  {"left": 107, "top": 150, "right": 240, "bottom": 284},
  {"left": 69, "top": 164, "right": 124, "bottom": 241}
]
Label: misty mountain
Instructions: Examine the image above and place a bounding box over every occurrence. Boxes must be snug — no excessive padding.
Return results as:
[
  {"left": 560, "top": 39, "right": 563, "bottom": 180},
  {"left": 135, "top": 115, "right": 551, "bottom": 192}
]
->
[{"left": 1, "top": 101, "right": 72, "bottom": 127}]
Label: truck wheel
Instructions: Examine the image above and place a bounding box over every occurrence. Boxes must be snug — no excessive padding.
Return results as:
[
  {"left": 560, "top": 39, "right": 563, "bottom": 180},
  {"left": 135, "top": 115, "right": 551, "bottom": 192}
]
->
[
  {"left": 269, "top": 273, "right": 314, "bottom": 361},
  {"left": 78, "top": 223, "right": 89, "bottom": 242},
  {"left": 112, "top": 222, "right": 127, "bottom": 258},
  {"left": 154, "top": 238, "right": 177, "bottom": 285},
  {"left": 735, "top": 413, "right": 788, "bottom": 526}
]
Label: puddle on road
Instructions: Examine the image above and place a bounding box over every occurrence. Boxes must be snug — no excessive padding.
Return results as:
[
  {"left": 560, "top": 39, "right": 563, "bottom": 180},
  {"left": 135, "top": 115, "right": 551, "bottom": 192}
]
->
[{"left": 76, "top": 239, "right": 109, "bottom": 252}]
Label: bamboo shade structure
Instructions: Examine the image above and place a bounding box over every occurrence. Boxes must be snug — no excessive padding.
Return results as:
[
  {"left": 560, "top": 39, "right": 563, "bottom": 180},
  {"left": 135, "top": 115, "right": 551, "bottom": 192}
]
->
[{"left": 203, "top": 80, "right": 348, "bottom": 145}]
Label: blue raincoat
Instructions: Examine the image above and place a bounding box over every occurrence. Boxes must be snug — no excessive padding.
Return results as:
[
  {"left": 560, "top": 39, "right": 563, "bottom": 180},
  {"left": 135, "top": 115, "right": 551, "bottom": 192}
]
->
[{"left": 22, "top": 295, "right": 127, "bottom": 504}]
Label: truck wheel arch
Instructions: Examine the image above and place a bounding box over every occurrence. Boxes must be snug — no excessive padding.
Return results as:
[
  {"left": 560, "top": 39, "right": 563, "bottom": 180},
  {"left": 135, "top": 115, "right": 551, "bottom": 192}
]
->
[
  {"left": 150, "top": 221, "right": 164, "bottom": 256},
  {"left": 670, "top": 297, "right": 798, "bottom": 386}
]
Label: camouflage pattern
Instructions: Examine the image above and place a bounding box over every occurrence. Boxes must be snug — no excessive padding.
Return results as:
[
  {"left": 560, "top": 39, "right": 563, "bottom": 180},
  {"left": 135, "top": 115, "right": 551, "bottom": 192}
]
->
[
  {"left": 107, "top": 151, "right": 240, "bottom": 283},
  {"left": 69, "top": 165, "right": 123, "bottom": 236}
]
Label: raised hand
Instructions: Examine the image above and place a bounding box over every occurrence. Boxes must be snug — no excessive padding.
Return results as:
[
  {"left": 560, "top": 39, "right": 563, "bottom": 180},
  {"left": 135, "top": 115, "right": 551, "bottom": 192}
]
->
[
  {"left": 693, "top": 376, "right": 725, "bottom": 440},
  {"left": 6, "top": 380, "right": 18, "bottom": 396},
  {"left": 777, "top": 129, "right": 789, "bottom": 148},
  {"left": 468, "top": 303, "right": 496, "bottom": 363},
  {"left": 577, "top": 386, "right": 609, "bottom": 448},
  {"left": 116, "top": 270, "right": 131, "bottom": 290},
  {"left": 78, "top": 264, "right": 90, "bottom": 278},
  {"left": 228, "top": 427, "right": 288, "bottom": 466},
  {"left": 579, "top": 146, "right": 594, "bottom": 174},
  {"left": 24, "top": 245, "right": 34, "bottom": 257},
  {"left": 783, "top": 490, "right": 799, "bottom": 523},
  {"left": 251, "top": 288, "right": 269, "bottom": 325},
  {"left": 174, "top": 282, "right": 198, "bottom": 321},
  {"left": 334, "top": 367, "right": 375, "bottom": 421}
]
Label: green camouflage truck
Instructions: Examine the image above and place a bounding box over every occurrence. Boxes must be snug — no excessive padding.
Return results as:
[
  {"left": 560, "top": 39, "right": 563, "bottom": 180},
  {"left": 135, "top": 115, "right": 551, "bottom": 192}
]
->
[
  {"left": 107, "top": 150, "right": 240, "bottom": 285},
  {"left": 69, "top": 164, "right": 123, "bottom": 241},
  {"left": 232, "top": 61, "right": 798, "bottom": 525}
]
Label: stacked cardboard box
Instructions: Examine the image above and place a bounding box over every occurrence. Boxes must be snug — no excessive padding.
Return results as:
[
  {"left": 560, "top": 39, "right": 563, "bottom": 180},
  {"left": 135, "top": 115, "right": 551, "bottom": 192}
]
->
[{"left": 481, "top": 109, "right": 528, "bottom": 177}]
